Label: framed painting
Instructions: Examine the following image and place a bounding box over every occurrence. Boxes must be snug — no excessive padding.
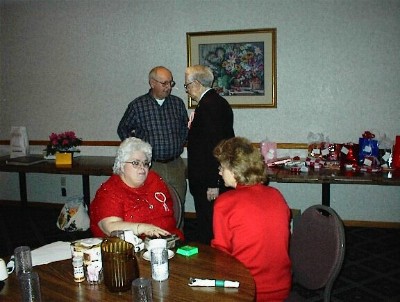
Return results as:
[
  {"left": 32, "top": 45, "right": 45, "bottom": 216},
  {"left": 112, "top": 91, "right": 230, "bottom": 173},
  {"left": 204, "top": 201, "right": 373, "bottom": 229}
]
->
[{"left": 186, "top": 28, "right": 277, "bottom": 108}]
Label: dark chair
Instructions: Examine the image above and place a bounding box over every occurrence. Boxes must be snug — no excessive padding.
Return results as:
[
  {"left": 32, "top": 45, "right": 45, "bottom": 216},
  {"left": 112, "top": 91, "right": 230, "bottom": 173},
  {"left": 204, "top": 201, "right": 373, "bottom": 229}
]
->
[
  {"left": 286, "top": 205, "right": 345, "bottom": 302},
  {"left": 166, "top": 183, "right": 184, "bottom": 230}
]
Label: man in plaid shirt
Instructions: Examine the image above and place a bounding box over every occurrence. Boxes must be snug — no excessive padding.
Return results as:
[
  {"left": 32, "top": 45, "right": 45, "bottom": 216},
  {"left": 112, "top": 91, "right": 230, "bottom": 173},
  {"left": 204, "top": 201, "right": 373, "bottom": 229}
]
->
[{"left": 118, "top": 66, "right": 188, "bottom": 211}]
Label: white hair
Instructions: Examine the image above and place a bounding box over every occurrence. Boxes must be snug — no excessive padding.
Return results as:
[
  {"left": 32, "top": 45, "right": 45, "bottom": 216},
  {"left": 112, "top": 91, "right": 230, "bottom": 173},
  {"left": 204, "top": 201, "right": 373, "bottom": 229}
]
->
[
  {"left": 185, "top": 65, "right": 214, "bottom": 87},
  {"left": 113, "top": 137, "right": 152, "bottom": 174}
]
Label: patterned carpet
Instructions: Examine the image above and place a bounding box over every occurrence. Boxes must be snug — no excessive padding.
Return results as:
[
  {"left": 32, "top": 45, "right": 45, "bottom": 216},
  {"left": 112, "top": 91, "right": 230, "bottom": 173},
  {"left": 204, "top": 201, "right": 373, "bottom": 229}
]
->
[
  {"left": 291, "top": 227, "right": 400, "bottom": 302},
  {"left": 0, "top": 202, "right": 399, "bottom": 301}
]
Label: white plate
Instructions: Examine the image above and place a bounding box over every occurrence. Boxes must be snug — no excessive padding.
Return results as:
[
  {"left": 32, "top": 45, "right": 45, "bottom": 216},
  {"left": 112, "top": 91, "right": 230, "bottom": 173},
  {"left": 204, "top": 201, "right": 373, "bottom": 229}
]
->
[{"left": 142, "top": 249, "right": 175, "bottom": 261}]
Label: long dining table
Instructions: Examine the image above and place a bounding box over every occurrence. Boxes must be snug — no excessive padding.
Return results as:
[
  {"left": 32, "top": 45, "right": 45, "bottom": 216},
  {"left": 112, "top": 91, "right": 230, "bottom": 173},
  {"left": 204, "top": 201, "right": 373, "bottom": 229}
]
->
[
  {"left": 1, "top": 155, "right": 399, "bottom": 209},
  {"left": 0, "top": 242, "right": 255, "bottom": 301}
]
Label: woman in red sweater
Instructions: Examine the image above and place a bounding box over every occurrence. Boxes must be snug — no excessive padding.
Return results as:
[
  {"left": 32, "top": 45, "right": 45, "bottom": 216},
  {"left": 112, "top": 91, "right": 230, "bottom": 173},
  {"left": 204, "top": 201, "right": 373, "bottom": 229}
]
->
[
  {"left": 90, "top": 137, "right": 183, "bottom": 240},
  {"left": 211, "top": 137, "right": 291, "bottom": 301}
]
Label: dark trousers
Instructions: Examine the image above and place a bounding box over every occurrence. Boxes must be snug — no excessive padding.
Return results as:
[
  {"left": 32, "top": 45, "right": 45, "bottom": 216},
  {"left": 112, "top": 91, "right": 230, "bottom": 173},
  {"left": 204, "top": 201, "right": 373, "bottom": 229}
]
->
[
  {"left": 189, "top": 185, "right": 214, "bottom": 245},
  {"left": 189, "top": 184, "right": 231, "bottom": 245}
]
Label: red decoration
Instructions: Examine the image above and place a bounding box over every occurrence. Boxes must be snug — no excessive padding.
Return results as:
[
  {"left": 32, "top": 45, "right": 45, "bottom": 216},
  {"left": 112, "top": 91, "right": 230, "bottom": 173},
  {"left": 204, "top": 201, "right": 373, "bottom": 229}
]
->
[
  {"left": 362, "top": 131, "right": 375, "bottom": 139},
  {"left": 340, "top": 143, "right": 359, "bottom": 168},
  {"left": 393, "top": 136, "right": 400, "bottom": 169}
]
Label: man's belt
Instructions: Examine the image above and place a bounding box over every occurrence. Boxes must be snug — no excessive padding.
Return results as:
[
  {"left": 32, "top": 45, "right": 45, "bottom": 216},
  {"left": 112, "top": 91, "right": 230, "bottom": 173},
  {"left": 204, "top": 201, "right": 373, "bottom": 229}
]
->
[{"left": 153, "top": 155, "right": 180, "bottom": 163}]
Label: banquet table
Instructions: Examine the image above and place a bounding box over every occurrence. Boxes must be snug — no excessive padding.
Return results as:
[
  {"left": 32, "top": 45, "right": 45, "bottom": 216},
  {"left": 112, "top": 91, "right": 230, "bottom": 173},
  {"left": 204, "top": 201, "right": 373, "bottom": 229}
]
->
[
  {"left": 0, "top": 242, "right": 255, "bottom": 301},
  {"left": 1, "top": 155, "right": 399, "bottom": 208},
  {"left": 0, "top": 155, "right": 114, "bottom": 208}
]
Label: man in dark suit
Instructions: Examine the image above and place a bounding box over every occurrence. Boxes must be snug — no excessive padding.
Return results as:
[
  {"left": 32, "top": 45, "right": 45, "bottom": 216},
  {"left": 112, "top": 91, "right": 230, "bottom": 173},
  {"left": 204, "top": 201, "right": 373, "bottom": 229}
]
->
[{"left": 185, "top": 65, "right": 235, "bottom": 244}]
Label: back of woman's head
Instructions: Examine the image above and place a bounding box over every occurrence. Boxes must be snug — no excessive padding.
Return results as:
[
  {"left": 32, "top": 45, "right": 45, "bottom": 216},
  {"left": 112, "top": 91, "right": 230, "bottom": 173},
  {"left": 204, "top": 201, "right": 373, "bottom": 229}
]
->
[
  {"left": 214, "top": 137, "right": 267, "bottom": 185},
  {"left": 113, "top": 137, "right": 152, "bottom": 174}
]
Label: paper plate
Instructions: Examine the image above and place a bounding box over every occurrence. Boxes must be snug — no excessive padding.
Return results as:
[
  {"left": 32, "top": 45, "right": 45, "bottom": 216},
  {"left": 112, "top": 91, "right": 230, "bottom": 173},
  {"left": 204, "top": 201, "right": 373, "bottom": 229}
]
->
[{"left": 142, "top": 249, "right": 175, "bottom": 261}]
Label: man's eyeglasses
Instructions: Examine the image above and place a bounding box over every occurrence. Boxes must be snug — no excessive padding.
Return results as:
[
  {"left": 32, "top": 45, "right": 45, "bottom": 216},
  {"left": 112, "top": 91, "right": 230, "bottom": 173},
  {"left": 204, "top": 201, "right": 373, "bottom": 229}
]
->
[
  {"left": 152, "top": 78, "right": 176, "bottom": 88},
  {"left": 184, "top": 81, "right": 195, "bottom": 89},
  {"left": 125, "top": 160, "right": 151, "bottom": 169}
]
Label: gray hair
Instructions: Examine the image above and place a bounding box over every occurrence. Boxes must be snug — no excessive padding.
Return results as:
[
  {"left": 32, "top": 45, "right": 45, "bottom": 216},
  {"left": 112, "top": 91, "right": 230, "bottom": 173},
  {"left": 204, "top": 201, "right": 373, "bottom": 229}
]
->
[
  {"left": 185, "top": 65, "right": 214, "bottom": 88},
  {"left": 113, "top": 137, "right": 152, "bottom": 174}
]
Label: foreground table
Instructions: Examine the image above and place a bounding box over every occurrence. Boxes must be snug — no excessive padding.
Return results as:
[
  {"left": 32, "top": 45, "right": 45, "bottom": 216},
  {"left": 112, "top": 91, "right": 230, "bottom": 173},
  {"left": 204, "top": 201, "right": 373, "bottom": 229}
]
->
[{"left": 0, "top": 243, "right": 255, "bottom": 301}]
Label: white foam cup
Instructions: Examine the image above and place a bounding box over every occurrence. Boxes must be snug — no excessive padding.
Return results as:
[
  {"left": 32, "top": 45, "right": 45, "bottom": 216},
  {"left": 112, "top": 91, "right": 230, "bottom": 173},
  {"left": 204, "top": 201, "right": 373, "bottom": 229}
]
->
[
  {"left": 147, "top": 239, "right": 167, "bottom": 251},
  {"left": 0, "top": 258, "right": 8, "bottom": 281}
]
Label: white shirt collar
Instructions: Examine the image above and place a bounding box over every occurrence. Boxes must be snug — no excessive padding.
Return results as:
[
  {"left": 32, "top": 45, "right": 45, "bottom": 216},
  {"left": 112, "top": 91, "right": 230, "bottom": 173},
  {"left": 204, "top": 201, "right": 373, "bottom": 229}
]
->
[
  {"left": 155, "top": 98, "right": 165, "bottom": 106},
  {"left": 199, "top": 88, "right": 212, "bottom": 101}
]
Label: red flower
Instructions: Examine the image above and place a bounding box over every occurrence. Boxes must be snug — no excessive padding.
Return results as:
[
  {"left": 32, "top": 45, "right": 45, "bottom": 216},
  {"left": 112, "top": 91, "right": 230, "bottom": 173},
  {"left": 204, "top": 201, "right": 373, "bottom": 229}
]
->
[{"left": 45, "top": 131, "right": 82, "bottom": 156}]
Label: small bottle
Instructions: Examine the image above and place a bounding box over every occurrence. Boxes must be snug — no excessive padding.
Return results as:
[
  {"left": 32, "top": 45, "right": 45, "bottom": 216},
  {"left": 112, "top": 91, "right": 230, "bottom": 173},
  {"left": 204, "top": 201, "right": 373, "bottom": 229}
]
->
[{"left": 72, "top": 256, "right": 85, "bottom": 283}]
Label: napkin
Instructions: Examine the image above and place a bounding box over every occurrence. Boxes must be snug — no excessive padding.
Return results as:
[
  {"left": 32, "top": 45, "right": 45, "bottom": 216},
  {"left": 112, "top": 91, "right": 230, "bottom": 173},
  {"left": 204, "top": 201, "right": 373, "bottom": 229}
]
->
[{"left": 31, "top": 241, "right": 72, "bottom": 266}]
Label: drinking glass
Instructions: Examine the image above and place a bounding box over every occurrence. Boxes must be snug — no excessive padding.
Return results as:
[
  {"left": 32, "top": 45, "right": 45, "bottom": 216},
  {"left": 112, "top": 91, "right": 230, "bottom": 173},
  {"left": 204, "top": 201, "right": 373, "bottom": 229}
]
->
[
  {"left": 19, "top": 271, "right": 42, "bottom": 302},
  {"left": 132, "top": 277, "right": 153, "bottom": 301},
  {"left": 14, "top": 246, "right": 32, "bottom": 276},
  {"left": 150, "top": 247, "right": 168, "bottom": 281}
]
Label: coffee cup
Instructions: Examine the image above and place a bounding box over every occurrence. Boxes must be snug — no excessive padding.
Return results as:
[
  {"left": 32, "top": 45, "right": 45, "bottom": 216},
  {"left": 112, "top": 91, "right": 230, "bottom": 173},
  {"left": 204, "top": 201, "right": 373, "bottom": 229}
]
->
[
  {"left": 147, "top": 238, "right": 167, "bottom": 251},
  {"left": 0, "top": 258, "right": 8, "bottom": 281}
]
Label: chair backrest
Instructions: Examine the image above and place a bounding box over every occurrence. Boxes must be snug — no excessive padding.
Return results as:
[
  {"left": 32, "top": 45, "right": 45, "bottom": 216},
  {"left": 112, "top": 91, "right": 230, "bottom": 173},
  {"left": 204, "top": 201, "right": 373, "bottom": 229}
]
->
[
  {"left": 166, "top": 183, "right": 183, "bottom": 230},
  {"left": 289, "top": 205, "right": 345, "bottom": 302}
]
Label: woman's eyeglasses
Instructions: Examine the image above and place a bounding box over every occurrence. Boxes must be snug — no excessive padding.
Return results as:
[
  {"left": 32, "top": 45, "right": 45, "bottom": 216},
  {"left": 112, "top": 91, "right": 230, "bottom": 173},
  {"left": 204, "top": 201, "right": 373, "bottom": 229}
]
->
[
  {"left": 152, "top": 78, "right": 176, "bottom": 88},
  {"left": 125, "top": 160, "right": 151, "bottom": 169}
]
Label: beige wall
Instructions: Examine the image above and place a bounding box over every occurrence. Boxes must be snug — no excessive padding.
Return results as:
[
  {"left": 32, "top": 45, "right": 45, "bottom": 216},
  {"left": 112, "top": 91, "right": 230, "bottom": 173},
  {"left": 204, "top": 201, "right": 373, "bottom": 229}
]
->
[{"left": 1, "top": 0, "right": 399, "bottom": 221}]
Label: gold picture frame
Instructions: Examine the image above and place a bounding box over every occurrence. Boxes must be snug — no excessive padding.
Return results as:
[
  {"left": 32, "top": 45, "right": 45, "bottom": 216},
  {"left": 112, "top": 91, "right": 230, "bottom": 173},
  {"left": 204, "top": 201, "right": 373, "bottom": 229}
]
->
[{"left": 186, "top": 28, "right": 277, "bottom": 109}]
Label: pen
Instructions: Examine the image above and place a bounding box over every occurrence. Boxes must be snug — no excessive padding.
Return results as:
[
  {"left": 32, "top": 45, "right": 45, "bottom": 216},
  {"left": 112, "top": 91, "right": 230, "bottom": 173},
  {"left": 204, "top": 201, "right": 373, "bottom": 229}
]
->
[{"left": 188, "top": 277, "right": 240, "bottom": 288}]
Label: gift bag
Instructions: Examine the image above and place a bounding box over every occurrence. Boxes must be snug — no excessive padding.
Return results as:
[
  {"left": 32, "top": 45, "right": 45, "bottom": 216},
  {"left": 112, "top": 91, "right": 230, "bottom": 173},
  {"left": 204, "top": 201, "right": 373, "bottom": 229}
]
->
[
  {"left": 340, "top": 143, "right": 359, "bottom": 168},
  {"left": 378, "top": 133, "right": 394, "bottom": 168},
  {"left": 392, "top": 136, "right": 400, "bottom": 169},
  {"left": 10, "top": 126, "right": 30, "bottom": 158},
  {"left": 358, "top": 131, "right": 379, "bottom": 166},
  {"left": 307, "top": 132, "right": 325, "bottom": 158},
  {"left": 260, "top": 138, "right": 277, "bottom": 163},
  {"left": 57, "top": 196, "right": 90, "bottom": 232},
  {"left": 325, "top": 143, "right": 342, "bottom": 161}
]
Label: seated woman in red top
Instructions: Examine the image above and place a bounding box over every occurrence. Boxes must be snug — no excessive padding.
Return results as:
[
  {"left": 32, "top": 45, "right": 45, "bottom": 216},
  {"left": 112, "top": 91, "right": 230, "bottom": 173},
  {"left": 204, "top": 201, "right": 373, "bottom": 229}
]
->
[
  {"left": 90, "top": 137, "right": 184, "bottom": 240},
  {"left": 211, "top": 137, "right": 291, "bottom": 302}
]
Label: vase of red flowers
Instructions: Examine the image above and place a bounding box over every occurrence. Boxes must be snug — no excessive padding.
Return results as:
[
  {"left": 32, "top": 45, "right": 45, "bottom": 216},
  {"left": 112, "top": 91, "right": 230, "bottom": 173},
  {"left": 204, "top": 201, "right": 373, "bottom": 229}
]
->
[{"left": 44, "top": 131, "right": 82, "bottom": 160}]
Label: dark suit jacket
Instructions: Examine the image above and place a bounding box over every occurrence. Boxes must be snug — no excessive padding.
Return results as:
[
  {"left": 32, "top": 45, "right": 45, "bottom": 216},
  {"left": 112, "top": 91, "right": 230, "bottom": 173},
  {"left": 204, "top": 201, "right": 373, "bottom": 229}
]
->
[{"left": 187, "top": 89, "right": 234, "bottom": 188}]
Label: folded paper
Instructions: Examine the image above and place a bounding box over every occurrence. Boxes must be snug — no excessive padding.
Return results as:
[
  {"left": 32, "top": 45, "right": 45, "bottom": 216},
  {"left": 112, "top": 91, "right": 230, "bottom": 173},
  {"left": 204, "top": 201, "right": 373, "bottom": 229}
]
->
[{"left": 31, "top": 241, "right": 72, "bottom": 266}]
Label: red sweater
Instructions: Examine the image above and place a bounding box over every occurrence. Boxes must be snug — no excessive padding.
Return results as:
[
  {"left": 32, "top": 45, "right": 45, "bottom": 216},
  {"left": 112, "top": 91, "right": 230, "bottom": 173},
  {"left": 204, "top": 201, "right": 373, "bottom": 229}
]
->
[
  {"left": 90, "top": 171, "right": 183, "bottom": 240},
  {"left": 211, "top": 184, "right": 291, "bottom": 301}
]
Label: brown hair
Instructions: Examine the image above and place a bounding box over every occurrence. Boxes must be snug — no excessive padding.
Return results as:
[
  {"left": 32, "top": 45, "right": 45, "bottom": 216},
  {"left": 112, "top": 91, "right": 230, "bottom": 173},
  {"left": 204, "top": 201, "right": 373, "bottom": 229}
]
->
[{"left": 213, "top": 137, "right": 267, "bottom": 185}]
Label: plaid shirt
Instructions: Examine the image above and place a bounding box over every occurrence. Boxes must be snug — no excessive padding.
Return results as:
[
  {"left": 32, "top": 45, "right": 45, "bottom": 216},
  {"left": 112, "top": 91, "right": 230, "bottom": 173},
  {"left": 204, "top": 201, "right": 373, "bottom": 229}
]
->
[{"left": 117, "top": 91, "right": 188, "bottom": 160}]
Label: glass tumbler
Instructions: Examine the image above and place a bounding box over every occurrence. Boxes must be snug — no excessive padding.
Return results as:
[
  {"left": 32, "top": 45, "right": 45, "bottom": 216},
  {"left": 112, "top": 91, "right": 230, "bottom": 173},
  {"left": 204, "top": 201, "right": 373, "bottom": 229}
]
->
[
  {"left": 18, "top": 271, "right": 42, "bottom": 302},
  {"left": 14, "top": 246, "right": 32, "bottom": 277},
  {"left": 110, "top": 230, "right": 126, "bottom": 240},
  {"left": 150, "top": 247, "right": 169, "bottom": 281},
  {"left": 132, "top": 277, "right": 153, "bottom": 302}
]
